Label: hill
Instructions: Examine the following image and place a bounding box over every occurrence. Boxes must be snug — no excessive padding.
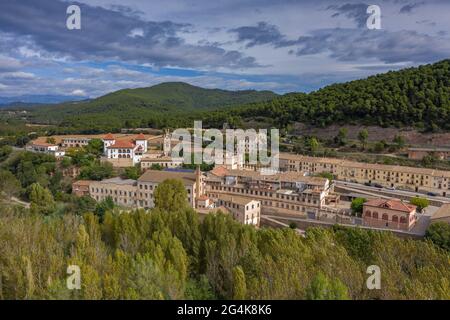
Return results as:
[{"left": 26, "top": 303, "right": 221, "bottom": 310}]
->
[
  {"left": 25, "top": 82, "right": 278, "bottom": 131},
  {"left": 206, "top": 59, "right": 450, "bottom": 131}
]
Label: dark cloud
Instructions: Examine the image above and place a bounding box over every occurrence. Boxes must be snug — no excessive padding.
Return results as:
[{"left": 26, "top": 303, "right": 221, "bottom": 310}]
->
[
  {"left": 0, "top": 0, "right": 258, "bottom": 69},
  {"left": 327, "top": 3, "right": 369, "bottom": 28},
  {"left": 399, "top": 2, "right": 425, "bottom": 14},
  {"left": 294, "top": 28, "right": 450, "bottom": 64},
  {"left": 229, "top": 22, "right": 298, "bottom": 48}
]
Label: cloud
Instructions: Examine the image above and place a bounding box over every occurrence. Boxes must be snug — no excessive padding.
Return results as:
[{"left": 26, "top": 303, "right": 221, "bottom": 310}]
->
[
  {"left": 399, "top": 2, "right": 425, "bottom": 14},
  {"left": 229, "top": 22, "right": 297, "bottom": 48},
  {"left": 327, "top": 3, "right": 369, "bottom": 28},
  {"left": 71, "top": 89, "right": 87, "bottom": 96},
  {"left": 294, "top": 28, "right": 450, "bottom": 64},
  {"left": 0, "top": 0, "right": 259, "bottom": 70},
  {"left": 0, "top": 72, "right": 36, "bottom": 80},
  {"left": 0, "top": 56, "right": 24, "bottom": 72}
]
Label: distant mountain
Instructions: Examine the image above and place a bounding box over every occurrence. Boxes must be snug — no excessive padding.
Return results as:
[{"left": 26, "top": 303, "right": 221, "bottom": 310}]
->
[
  {"left": 0, "top": 94, "right": 86, "bottom": 106},
  {"left": 26, "top": 82, "right": 278, "bottom": 129}
]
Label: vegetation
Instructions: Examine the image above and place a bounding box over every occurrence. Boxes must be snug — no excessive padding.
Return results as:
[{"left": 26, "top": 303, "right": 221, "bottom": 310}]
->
[
  {"left": 410, "top": 197, "right": 430, "bottom": 212},
  {"left": 426, "top": 222, "right": 450, "bottom": 252},
  {"left": 351, "top": 198, "right": 367, "bottom": 217},
  {"left": 0, "top": 200, "right": 449, "bottom": 300}
]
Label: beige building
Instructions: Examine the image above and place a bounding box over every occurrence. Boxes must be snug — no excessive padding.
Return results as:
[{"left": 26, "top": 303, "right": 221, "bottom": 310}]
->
[
  {"left": 89, "top": 177, "right": 138, "bottom": 207},
  {"left": 136, "top": 169, "right": 202, "bottom": 209},
  {"left": 430, "top": 203, "right": 450, "bottom": 224},
  {"left": 72, "top": 180, "right": 92, "bottom": 197},
  {"left": 363, "top": 198, "right": 417, "bottom": 231},
  {"left": 216, "top": 194, "right": 261, "bottom": 226},
  {"left": 204, "top": 166, "right": 337, "bottom": 219},
  {"left": 61, "top": 137, "right": 92, "bottom": 148},
  {"left": 279, "top": 153, "right": 450, "bottom": 197}
]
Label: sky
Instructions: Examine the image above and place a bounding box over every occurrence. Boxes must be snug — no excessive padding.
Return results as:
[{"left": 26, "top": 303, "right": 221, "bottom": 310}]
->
[{"left": 0, "top": 0, "right": 449, "bottom": 98}]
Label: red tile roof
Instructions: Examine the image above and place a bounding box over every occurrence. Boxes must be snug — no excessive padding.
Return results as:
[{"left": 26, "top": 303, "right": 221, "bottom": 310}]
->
[
  {"left": 104, "top": 133, "right": 115, "bottom": 140},
  {"left": 364, "top": 199, "right": 416, "bottom": 213},
  {"left": 108, "top": 140, "right": 135, "bottom": 149},
  {"left": 135, "top": 133, "right": 146, "bottom": 140},
  {"left": 210, "top": 166, "right": 229, "bottom": 177}
]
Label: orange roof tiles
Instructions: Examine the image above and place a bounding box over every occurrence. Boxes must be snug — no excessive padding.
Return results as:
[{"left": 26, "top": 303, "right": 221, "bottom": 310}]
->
[
  {"left": 104, "top": 133, "right": 115, "bottom": 140},
  {"left": 108, "top": 140, "right": 135, "bottom": 148},
  {"left": 364, "top": 199, "right": 416, "bottom": 213}
]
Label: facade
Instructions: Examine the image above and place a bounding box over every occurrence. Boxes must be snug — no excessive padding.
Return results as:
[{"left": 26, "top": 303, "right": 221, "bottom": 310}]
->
[
  {"left": 408, "top": 147, "right": 450, "bottom": 161},
  {"left": 141, "top": 156, "right": 184, "bottom": 170},
  {"left": 103, "top": 133, "right": 148, "bottom": 165},
  {"left": 430, "top": 203, "right": 450, "bottom": 224},
  {"left": 26, "top": 142, "right": 65, "bottom": 158},
  {"left": 72, "top": 180, "right": 92, "bottom": 197},
  {"left": 89, "top": 177, "right": 138, "bottom": 207},
  {"left": 363, "top": 198, "right": 417, "bottom": 231},
  {"left": 204, "top": 166, "right": 337, "bottom": 218},
  {"left": 61, "top": 137, "right": 92, "bottom": 148},
  {"left": 279, "top": 153, "right": 450, "bottom": 197},
  {"left": 216, "top": 194, "right": 261, "bottom": 226}
]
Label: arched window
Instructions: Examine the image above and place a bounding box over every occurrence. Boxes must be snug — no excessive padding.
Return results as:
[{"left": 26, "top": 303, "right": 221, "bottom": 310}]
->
[
  {"left": 372, "top": 212, "right": 378, "bottom": 219},
  {"left": 392, "top": 215, "right": 398, "bottom": 223},
  {"left": 382, "top": 214, "right": 389, "bottom": 221},
  {"left": 400, "top": 216, "right": 407, "bottom": 224},
  {"left": 365, "top": 211, "right": 371, "bottom": 218}
]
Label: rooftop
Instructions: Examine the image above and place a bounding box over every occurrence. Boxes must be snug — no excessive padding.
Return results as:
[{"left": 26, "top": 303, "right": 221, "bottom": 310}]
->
[
  {"left": 364, "top": 198, "right": 416, "bottom": 213},
  {"left": 95, "top": 177, "right": 137, "bottom": 186},
  {"left": 431, "top": 203, "right": 450, "bottom": 221},
  {"left": 138, "top": 169, "right": 197, "bottom": 185}
]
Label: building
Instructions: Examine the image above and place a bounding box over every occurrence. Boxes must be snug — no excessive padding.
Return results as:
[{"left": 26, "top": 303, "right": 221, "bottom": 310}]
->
[
  {"left": 140, "top": 155, "right": 184, "bottom": 170},
  {"left": 103, "top": 133, "right": 148, "bottom": 165},
  {"left": 26, "top": 141, "right": 65, "bottom": 158},
  {"left": 89, "top": 177, "right": 138, "bottom": 207},
  {"left": 216, "top": 194, "right": 261, "bottom": 226},
  {"left": 204, "top": 166, "right": 338, "bottom": 219},
  {"left": 137, "top": 169, "right": 202, "bottom": 209},
  {"left": 430, "top": 203, "right": 450, "bottom": 224},
  {"left": 363, "top": 198, "right": 417, "bottom": 231},
  {"left": 72, "top": 180, "right": 92, "bottom": 197},
  {"left": 278, "top": 153, "right": 450, "bottom": 197},
  {"left": 61, "top": 137, "right": 92, "bottom": 148},
  {"left": 408, "top": 147, "right": 450, "bottom": 161}
]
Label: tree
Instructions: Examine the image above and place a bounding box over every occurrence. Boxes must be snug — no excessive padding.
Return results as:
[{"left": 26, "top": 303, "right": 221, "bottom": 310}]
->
[
  {"left": 154, "top": 179, "right": 188, "bottom": 211},
  {"left": 46, "top": 137, "right": 56, "bottom": 144},
  {"left": 305, "top": 272, "right": 349, "bottom": 300},
  {"left": 425, "top": 222, "right": 450, "bottom": 252},
  {"left": 358, "top": 129, "right": 369, "bottom": 149},
  {"left": 0, "top": 169, "right": 22, "bottom": 198},
  {"left": 94, "top": 196, "right": 115, "bottom": 220},
  {"left": 232, "top": 266, "right": 246, "bottom": 300},
  {"left": 123, "top": 165, "right": 141, "bottom": 180},
  {"left": 410, "top": 197, "right": 429, "bottom": 212},
  {"left": 393, "top": 134, "right": 406, "bottom": 149},
  {"left": 150, "top": 163, "right": 163, "bottom": 171},
  {"left": 335, "top": 128, "right": 348, "bottom": 146},
  {"left": 307, "top": 137, "right": 320, "bottom": 155},
  {"left": 79, "top": 162, "right": 114, "bottom": 181},
  {"left": 85, "top": 139, "right": 104, "bottom": 157},
  {"left": 29, "top": 183, "right": 55, "bottom": 215},
  {"left": 351, "top": 198, "right": 366, "bottom": 216}
]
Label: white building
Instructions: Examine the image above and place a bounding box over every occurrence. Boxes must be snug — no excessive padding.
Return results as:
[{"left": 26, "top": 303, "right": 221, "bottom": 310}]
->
[
  {"left": 102, "top": 133, "right": 148, "bottom": 165},
  {"left": 26, "top": 142, "right": 65, "bottom": 158}
]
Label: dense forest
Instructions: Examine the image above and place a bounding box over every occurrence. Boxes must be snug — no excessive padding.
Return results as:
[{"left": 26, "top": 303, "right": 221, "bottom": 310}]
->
[
  {"left": 0, "top": 178, "right": 449, "bottom": 300},
  {"left": 204, "top": 59, "right": 450, "bottom": 131},
  {"left": 13, "top": 59, "right": 450, "bottom": 133}
]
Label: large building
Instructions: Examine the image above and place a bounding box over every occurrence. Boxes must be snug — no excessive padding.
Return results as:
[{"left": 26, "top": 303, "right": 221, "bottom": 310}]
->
[
  {"left": 88, "top": 169, "right": 202, "bottom": 210},
  {"left": 216, "top": 194, "right": 261, "bottom": 226},
  {"left": 204, "top": 166, "right": 338, "bottom": 219},
  {"left": 278, "top": 153, "right": 450, "bottom": 197},
  {"left": 363, "top": 198, "right": 417, "bottom": 231},
  {"left": 103, "top": 133, "right": 148, "bottom": 165}
]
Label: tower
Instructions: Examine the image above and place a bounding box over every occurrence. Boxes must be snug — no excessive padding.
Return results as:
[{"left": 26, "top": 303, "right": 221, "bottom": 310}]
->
[
  {"left": 102, "top": 133, "right": 115, "bottom": 155},
  {"left": 195, "top": 165, "right": 202, "bottom": 200},
  {"left": 163, "top": 129, "right": 171, "bottom": 156}
]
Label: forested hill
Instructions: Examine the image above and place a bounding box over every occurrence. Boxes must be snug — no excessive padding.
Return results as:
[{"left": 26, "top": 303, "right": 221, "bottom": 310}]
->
[
  {"left": 26, "top": 82, "right": 277, "bottom": 129},
  {"left": 208, "top": 59, "right": 450, "bottom": 131},
  {"left": 22, "top": 60, "right": 450, "bottom": 132}
]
